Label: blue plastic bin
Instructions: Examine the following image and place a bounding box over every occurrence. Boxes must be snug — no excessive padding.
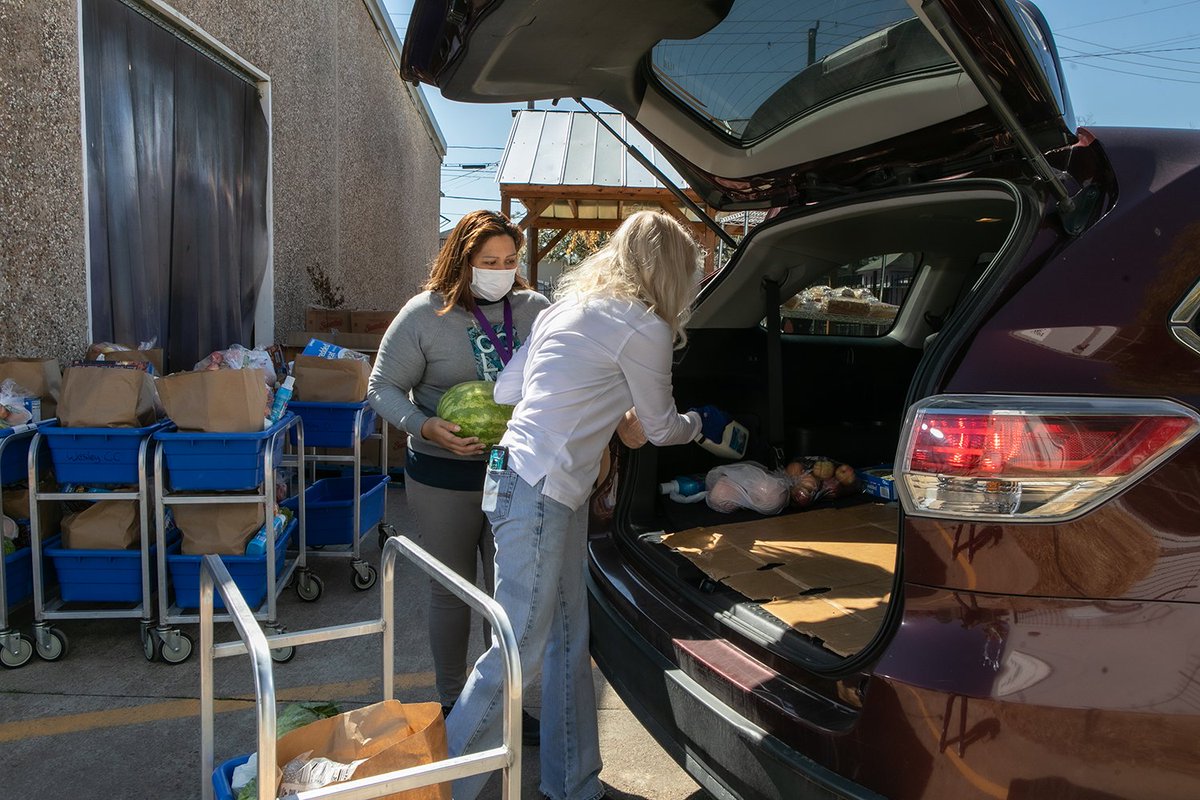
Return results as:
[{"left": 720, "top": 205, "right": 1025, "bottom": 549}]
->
[
  {"left": 41, "top": 421, "right": 169, "bottom": 485},
  {"left": 1, "top": 424, "right": 38, "bottom": 484},
  {"left": 212, "top": 754, "right": 251, "bottom": 800},
  {"left": 42, "top": 534, "right": 163, "bottom": 603},
  {"left": 155, "top": 415, "right": 290, "bottom": 491},
  {"left": 288, "top": 401, "right": 376, "bottom": 449},
  {"left": 281, "top": 474, "right": 389, "bottom": 546},
  {"left": 167, "top": 517, "right": 295, "bottom": 611},
  {"left": 4, "top": 545, "right": 33, "bottom": 608}
]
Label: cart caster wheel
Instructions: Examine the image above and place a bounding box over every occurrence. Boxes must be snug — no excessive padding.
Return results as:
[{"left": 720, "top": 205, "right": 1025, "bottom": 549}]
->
[
  {"left": 295, "top": 572, "right": 323, "bottom": 602},
  {"left": 377, "top": 523, "right": 396, "bottom": 549},
  {"left": 1, "top": 634, "right": 34, "bottom": 669},
  {"left": 159, "top": 631, "right": 193, "bottom": 665},
  {"left": 271, "top": 645, "right": 297, "bottom": 663},
  {"left": 35, "top": 627, "right": 69, "bottom": 662},
  {"left": 142, "top": 628, "right": 160, "bottom": 663},
  {"left": 351, "top": 563, "right": 377, "bottom": 591}
]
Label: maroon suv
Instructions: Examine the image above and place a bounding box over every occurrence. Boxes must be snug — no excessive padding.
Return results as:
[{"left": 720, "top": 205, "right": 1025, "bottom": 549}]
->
[{"left": 402, "top": 1, "right": 1200, "bottom": 797}]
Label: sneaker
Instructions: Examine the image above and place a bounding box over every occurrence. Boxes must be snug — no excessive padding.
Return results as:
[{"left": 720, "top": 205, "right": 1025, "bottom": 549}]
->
[{"left": 522, "top": 710, "right": 540, "bottom": 747}]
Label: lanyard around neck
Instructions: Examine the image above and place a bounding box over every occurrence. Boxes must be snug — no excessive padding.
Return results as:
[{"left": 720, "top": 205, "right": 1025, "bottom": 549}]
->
[{"left": 470, "top": 297, "right": 514, "bottom": 365}]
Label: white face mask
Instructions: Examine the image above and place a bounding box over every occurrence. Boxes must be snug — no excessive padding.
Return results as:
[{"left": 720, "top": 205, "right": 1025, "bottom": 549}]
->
[{"left": 470, "top": 267, "right": 517, "bottom": 302}]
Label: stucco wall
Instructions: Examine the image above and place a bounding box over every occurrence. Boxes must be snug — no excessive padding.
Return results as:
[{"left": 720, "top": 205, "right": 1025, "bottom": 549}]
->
[
  {"left": 0, "top": 0, "right": 90, "bottom": 360},
  {"left": 0, "top": 0, "right": 442, "bottom": 361}
]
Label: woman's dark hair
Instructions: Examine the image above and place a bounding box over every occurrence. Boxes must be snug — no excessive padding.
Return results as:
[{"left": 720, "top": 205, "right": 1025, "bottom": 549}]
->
[{"left": 425, "top": 210, "right": 530, "bottom": 315}]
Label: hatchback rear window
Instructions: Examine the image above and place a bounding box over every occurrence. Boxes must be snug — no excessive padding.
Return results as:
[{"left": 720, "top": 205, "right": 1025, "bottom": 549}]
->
[
  {"left": 649, "top": 0, "right": 956, "bottom": 144},
  {"left": 780, "top": 253, "right": 916, "bottom": 336}
]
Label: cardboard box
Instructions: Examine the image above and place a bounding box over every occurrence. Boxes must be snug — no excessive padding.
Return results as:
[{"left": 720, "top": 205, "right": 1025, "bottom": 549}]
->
[
  {"left": 856, "top": 465, "right": 897, "bottom": 502},
  {"left": 350, "top": 309, "right": 396, "bottom": 335},
  {"left": 305, "top": 306, "right": 352, "bottom": 334},
  {"left": 282, "top": 332, "right": 382, "bottom": 366}
]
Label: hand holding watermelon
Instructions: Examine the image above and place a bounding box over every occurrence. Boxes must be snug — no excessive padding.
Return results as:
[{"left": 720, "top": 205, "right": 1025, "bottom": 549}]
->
[{"left": 432, "top": 380, "right": 516, "bottom": 452}]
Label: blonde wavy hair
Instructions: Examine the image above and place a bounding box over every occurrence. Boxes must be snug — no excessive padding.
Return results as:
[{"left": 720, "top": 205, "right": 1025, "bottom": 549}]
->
[{"left": 554, "top": 211, "right": 702, "bottom": 347}]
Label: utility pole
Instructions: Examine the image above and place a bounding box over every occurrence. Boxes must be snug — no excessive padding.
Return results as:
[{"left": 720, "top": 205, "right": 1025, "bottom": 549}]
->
[{"left": 807, "top": 20, "right": 820, "bottom": 66}]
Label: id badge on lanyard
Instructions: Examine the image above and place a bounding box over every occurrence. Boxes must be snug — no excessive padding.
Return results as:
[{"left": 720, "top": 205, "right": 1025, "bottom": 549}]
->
[{"left": 482, "top": 446, "right": 508, "bottom": 512}]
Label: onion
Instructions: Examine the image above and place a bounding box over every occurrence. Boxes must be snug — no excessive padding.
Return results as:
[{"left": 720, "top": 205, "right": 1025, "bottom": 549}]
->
[
  {"left": 835, "top": 463, "right": 858, "bottom": 486},
  {"left": 811, "top": 459, "right": 835, "bottom": 480}
]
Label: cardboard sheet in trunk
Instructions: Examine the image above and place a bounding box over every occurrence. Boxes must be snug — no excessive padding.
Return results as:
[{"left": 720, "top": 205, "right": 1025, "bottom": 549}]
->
[{"left": 660, "top": 502, "right": 897, "bottom": 656}]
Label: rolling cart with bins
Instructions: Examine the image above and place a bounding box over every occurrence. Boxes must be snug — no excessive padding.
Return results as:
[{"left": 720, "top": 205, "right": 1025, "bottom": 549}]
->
[
  {"left": 199, "top": 534, "right": 522, "bottom": 800},
  {"left": 26, "top": 420, "right": 171, "bottom": 662},
  {"left": 0, "top": 421, "right": 49, "bottom": 668},
  {"left": 287, "top": 400, "right": 394, "bottom": 591},
  {"left": 150, "top": 412, "right": 318, "bottom": 665}
]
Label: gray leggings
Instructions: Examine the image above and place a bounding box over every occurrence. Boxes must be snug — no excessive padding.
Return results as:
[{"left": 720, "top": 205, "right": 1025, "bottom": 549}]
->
[{"left": 404, "top": 476, "right": 497, "bottom": 706}]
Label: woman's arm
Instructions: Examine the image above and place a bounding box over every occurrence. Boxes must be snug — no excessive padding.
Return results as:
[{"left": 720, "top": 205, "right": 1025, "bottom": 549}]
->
[
  {"left": 618, "top": 320, "right": 701, "bottom": 446},
  {"left": 493, "top": 339, "right": 528, "bottom": 405},
  {"left": 367, "top": 301, "right": 431, "bottom": 439}
]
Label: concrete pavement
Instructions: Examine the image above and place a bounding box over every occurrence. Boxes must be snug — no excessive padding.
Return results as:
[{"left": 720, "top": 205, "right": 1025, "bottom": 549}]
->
[{"left": 1, "top": 485, "right": 706, "bottom": 800}]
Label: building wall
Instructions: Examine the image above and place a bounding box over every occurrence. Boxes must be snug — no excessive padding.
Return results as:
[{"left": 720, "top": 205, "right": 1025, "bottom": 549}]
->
[{"left": 0, "top": 0, "right": 442, "bottom": 362}]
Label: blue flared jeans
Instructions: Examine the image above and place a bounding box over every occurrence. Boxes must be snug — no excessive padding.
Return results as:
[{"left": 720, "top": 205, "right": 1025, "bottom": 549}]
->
[{"left": 445, "top": 464, "right": 604, "bottom": 800}]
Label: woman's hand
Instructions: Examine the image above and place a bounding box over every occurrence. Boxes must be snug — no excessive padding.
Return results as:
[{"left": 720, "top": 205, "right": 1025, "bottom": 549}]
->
[
  {"left": 616, "top": 407, "right": 648, "bottom": 449},
  {"left": 421, "top": 417, "right": 487, "bottom": 456}
]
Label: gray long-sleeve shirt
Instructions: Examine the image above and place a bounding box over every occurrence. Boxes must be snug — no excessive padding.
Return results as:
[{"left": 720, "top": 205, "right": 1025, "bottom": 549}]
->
[{"left": 367, "top": 289, "right": 549, "bottom": 462}]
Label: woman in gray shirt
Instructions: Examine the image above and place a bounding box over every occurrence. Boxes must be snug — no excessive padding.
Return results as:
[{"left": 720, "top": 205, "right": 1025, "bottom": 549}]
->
[{"left": 367, "top": 210, "right": 548, "bottom": 741}]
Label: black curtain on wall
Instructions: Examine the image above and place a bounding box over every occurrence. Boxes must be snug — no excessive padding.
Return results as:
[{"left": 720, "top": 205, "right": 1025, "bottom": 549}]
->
[{"left": 83, "top": 0, "right": 268, "bottom": 373}]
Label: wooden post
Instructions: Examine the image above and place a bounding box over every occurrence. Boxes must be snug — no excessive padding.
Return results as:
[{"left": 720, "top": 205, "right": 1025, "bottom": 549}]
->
[{"left": 528, "top": 225, "right": 540, "bottom": 286}]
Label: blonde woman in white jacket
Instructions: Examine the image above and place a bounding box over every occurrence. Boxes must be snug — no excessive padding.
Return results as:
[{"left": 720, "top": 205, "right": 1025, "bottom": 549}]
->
[{"left": 445, "top": 211, "right": 730, "bottom": 800}]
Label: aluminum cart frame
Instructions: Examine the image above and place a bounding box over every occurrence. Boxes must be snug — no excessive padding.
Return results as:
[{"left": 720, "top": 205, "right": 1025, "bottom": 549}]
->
[
  {"left": 26, "top": 425, "right": 160, "bottom": 662},
  {"left": 199, "top": 534, "right": 522, "bottom": 800},
  {"left": 151, "top": 414, "right": 314, "bottom": 664},
  {"left": 295, "top": 402, "right": 393, "bottom": 591},
  {"left": 0, "top": 423, "right": 42, "bottom": 667}
]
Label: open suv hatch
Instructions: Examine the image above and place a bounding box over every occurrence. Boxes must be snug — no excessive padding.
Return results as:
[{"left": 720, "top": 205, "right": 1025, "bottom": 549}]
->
[{"left": 404, "top": 2, "right": 1200, "bottom": 798}]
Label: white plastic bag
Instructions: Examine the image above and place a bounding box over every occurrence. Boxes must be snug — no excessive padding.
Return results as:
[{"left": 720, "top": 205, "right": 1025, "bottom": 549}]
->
[{"left": 704, "top": 462, "right": 791, "bottom": 515}]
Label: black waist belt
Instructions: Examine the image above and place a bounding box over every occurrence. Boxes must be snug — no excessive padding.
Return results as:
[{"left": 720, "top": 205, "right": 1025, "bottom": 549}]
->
[{"left": 404, "top": 447, "right": 487, "bottom": 492}]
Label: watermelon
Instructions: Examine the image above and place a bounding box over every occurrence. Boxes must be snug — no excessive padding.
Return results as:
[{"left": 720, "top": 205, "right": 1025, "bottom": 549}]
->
[{"left": 436, "top": 381, "right": 514, "bottom": 447}]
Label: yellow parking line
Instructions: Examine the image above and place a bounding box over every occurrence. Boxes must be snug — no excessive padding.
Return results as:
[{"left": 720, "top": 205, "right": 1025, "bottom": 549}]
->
[{"left": 0, "top": 671, "right": 435, "bottom": 744}]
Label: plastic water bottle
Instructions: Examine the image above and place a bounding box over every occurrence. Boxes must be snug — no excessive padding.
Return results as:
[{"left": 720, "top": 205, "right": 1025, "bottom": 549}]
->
[
  {"left": 659, "top": 476, "right": 705, "bottom": 497},
  {"left": 245, "top": 513, "right": 286, "bottom": 556},
  {"left": 696, "top": 418, "right": 749, "bottom": 460},
  {"left": 659, "top": 476, "right": 708, "bottom": 504},
  {"left": 265, "top": 376, "right": 295, "bottom": 428}
]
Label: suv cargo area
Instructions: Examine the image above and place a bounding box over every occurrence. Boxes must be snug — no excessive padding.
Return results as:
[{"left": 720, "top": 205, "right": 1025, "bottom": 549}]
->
[{"left": 603, "top": 183, "right": 1026, "bottom": 664}]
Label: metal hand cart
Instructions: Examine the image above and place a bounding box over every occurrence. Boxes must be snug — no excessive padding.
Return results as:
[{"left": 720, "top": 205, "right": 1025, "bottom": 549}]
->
[
  {"left": 150, "top": 412, "right": 318, "bottom": 665},
  {"left": 200, "top": 534, "right": 522, "bottom": 799},
  {"left": 0, "top": 421, "right": 46, "bottom": 668},
  {"left": 27, "top": 420, "right": 171, "bottom": 662},
  {"left": 286, "top": 401, "right": 394, "bottom": 591}
]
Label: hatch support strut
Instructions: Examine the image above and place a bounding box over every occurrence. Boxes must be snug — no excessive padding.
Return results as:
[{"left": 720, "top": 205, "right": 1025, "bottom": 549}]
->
[
  {"left": 576, "top": 99, "right": 738, "bottom": 250},
  {"left": 922, "top": 0, "right": 1090, "bottom": 233}
]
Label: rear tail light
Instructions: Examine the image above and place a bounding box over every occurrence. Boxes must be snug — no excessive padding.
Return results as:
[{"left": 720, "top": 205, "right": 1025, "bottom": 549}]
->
[{"left": 896, "top": 396, "right": 1200, "bottom": 521}]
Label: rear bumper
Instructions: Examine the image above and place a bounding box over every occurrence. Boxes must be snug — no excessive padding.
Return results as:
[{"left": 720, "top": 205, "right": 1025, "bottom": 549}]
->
[{"left": 587, "top": 571, "right": 884, "bottom": 800}]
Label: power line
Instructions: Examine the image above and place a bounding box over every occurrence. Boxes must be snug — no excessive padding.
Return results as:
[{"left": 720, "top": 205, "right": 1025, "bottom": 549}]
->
[
  {"left": 1069, "top": 58, "right": 1200, "bottom": 84},
  {"left": 1058, "top": 0, "right": 1200, "bottom": 31},
  {"left": 1060, "top": 45, "right": 1200, "bottom": 60}
]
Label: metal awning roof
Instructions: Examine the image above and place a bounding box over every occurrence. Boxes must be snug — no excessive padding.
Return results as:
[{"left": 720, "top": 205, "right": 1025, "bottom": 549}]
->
[{"left": 498, "top": 110, "right": 688, "bottom": 189}]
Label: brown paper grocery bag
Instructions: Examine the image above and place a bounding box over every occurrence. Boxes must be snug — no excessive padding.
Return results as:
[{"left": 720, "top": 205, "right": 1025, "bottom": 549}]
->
[
  {"left": 58, "top": 366, "right": 159, "bottom": 428},
  {"left": 275, "top": 700, "right": 450, "bottom": 800},
  {"left": 158, "top": 370, "right": 268, "bottom": 432},
  {"left": 0, "top": 358, "right": 61, "bottom": 419},
  {"left": 174, "top": 500, "right": 265, "bottom": 555},
  {"left": 2, "top": 487, "right": 62, "bottom": 540},
  {"left": 293, "top": 356, "right": 371, "bottom": 403},
  {"left": 107, "top": 349, "right": 165, "bottom": 375},
  {"left": 61, "top": 500, "right": 140, "bottom": 549}
]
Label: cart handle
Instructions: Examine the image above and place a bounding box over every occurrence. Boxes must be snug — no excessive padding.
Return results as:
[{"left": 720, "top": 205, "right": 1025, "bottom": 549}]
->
[
  {"left": 200, "top": 554, "right": 277, "bottom": 800},
  {"left": 381, "top": 535, "right": 523, "bottom": 798}
]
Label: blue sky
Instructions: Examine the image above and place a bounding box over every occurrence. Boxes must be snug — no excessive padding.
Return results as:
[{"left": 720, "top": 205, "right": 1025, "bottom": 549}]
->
[{"left": 383, "top": 0, "right": 1200, "bottom": 229}]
